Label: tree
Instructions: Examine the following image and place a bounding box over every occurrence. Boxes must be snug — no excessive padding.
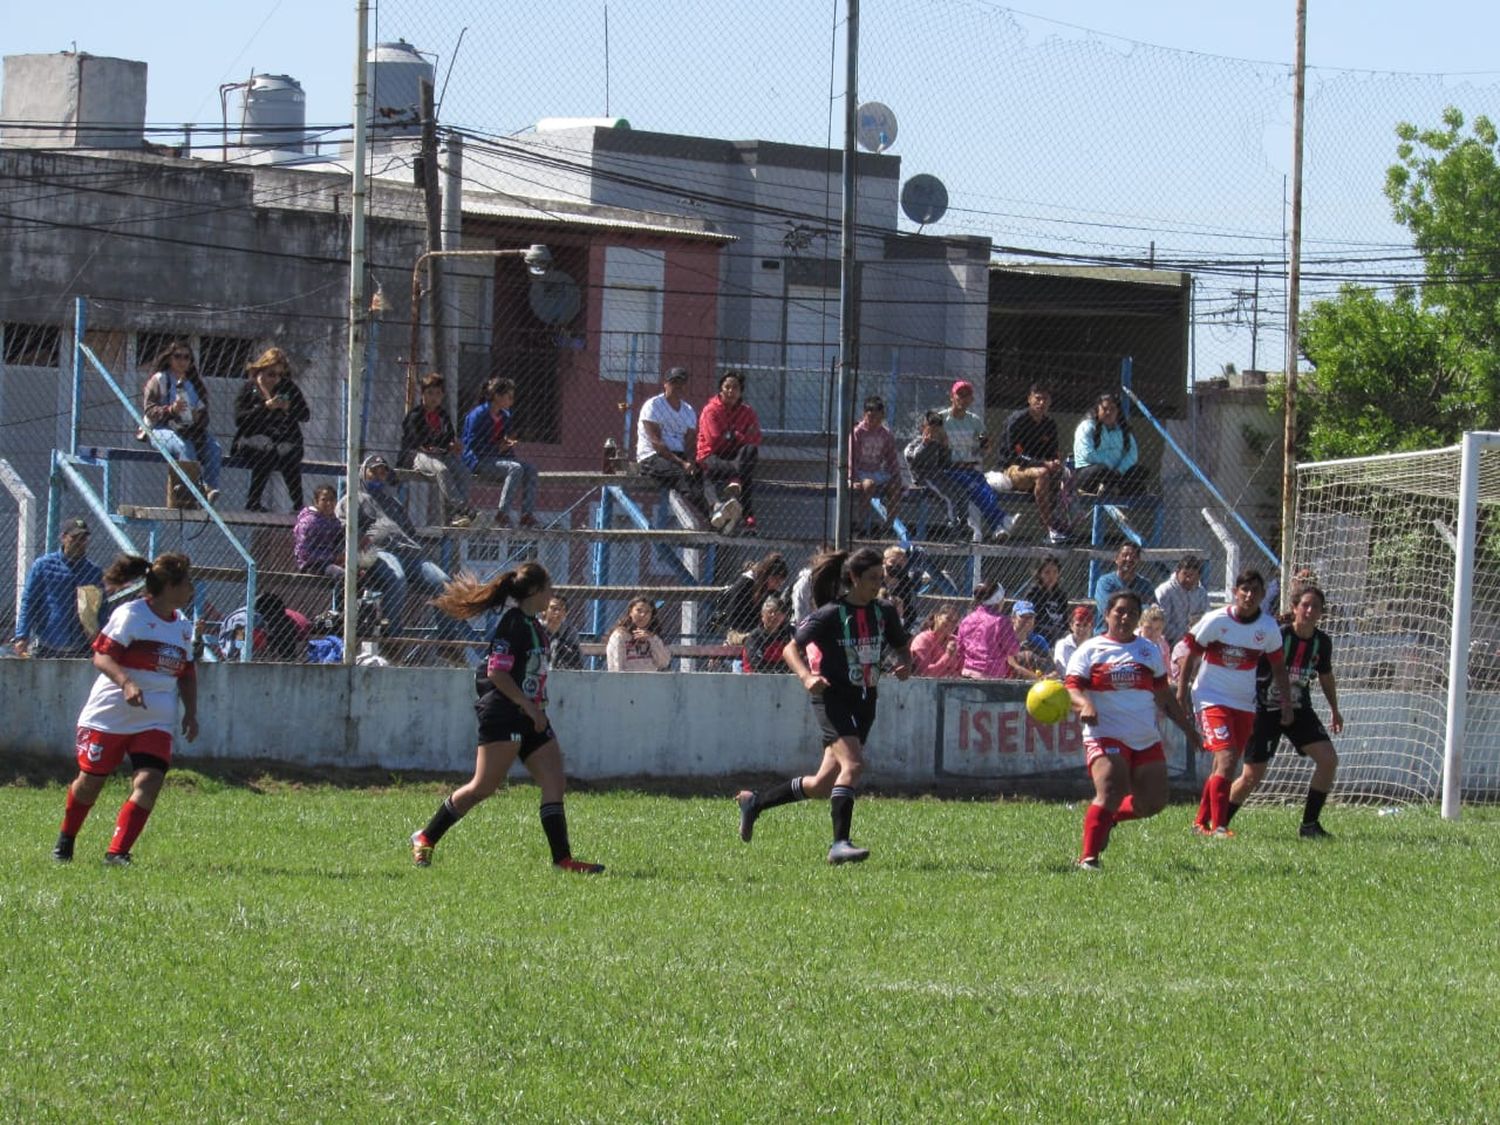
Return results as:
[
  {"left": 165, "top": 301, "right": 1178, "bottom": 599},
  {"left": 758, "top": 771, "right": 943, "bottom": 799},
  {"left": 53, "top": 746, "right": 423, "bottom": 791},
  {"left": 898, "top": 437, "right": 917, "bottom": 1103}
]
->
[{"left": 1297, "top": 108, "right": 1500, "bottom": 461}]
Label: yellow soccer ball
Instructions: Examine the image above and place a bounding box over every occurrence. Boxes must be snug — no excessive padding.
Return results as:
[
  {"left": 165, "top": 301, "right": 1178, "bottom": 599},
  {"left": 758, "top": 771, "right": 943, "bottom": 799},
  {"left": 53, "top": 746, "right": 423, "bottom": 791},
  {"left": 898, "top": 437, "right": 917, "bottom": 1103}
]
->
[{"left": 1026, "top": 678, "right": 1071, "bottom": 724}]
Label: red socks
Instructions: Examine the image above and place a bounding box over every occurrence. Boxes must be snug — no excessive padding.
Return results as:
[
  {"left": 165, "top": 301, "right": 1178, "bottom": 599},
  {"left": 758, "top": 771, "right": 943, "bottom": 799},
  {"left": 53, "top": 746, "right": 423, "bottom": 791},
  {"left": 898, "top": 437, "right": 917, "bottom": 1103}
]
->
[
  {"left": 1195, "top": 780, "right": 1213, "bottom": 829},
  {"left": 1081, "top": 803, "right": 1114, "bottom": 860},
  {"left": 1208, "top": 775, "right": 1231, "bottom": 830},
  {"left": 61, "top": 790, "right": 95, "bottom": 837},
  {"left": 1113, "top": 795, "right": 1138, "bottom": 823},
  {"left": 108, "top": 800, "right": 153, "bottom": 855}
]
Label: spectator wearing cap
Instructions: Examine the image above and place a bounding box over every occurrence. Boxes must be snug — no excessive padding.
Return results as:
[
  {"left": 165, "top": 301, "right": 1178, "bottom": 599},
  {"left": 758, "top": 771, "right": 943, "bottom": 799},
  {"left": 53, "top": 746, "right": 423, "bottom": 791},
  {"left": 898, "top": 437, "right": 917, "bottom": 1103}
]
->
[
  {"left": 400, "top": 372, "right": 475, "bottom": 529},
  {"left": 849, "top": 395, "right": 906, "bottom": 534},
  {"left": 1001, "top": 382, "right": 1069, "bottom": 545},
  {"left": 337, "top": 454, "right": 452, "bottom": 635},
  {"left": 1009, "top": 600, "right": 1053, "bottom": 680},
  {"left": 461, "top": 376, "right": 539, "bottom": 529},
  {"left": 695, "top": 369, "right": 762, "bottom": 535},
  {"left": 1017, "top": 554, "right": 1072, "bottom": 645},
  {"left": 1053, "top": 604, "right": 1096, "bottom": 677},
  {"left": 940, "top": 379, "right": 1019, "bottom": 542},
  {"left": 13, "top": 519, "right": 104, "bottom": 658},
  {"left": 635, "top": 367, "right": 713, "bottom": 525},
  {"left": 1154, "top": 555, "right": 1210, "bottom": 645},
  {"left": 956, "top": 581, "right": 1020, "bottom": 680}
]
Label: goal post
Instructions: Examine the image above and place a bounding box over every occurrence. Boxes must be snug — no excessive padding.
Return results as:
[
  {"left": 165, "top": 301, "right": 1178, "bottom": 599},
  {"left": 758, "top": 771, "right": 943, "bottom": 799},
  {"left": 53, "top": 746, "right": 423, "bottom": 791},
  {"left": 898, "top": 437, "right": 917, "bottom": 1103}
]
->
[{"left": 1251, "top": 432, "right": 1500, "bottom": 816}]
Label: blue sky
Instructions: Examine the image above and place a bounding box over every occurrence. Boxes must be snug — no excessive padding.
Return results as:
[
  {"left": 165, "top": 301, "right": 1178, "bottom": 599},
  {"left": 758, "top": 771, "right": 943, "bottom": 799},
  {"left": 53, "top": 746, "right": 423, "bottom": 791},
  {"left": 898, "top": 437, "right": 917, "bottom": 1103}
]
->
[{"left": 8, "top": 2, "right": 1500, "bottom": 377}]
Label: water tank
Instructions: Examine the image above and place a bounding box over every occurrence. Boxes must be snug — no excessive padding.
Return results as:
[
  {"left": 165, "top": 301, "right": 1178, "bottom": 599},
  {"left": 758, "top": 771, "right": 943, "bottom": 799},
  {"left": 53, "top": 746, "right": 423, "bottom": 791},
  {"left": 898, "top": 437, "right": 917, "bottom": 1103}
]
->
[
  {"left": 367, "top": 39, "right": 433, "bottom": 137},
  {"left": 239, "top": 74, "right": 306, "bottom": 153}
]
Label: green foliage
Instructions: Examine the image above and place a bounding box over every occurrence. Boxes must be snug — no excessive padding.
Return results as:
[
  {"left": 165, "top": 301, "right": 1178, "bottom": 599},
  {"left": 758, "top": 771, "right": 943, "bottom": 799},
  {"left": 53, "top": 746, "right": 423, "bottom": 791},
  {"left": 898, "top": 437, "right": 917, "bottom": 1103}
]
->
[
  {"left": 2, "top": 783, "right": 1499, "bottom": 1120},
  {"left": 1299, "top": 108, "right": 1500, "bottom": 459}
]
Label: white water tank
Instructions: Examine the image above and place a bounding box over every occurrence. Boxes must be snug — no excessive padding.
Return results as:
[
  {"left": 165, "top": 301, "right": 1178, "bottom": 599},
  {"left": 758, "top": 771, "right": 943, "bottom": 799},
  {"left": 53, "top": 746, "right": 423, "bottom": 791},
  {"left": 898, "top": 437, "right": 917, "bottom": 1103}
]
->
[
  {"left": 239, "top": 74, "right": 306, "bottom": 153},
  {"left": 367, "top": 39, "right": 432, "bottom": 137}
]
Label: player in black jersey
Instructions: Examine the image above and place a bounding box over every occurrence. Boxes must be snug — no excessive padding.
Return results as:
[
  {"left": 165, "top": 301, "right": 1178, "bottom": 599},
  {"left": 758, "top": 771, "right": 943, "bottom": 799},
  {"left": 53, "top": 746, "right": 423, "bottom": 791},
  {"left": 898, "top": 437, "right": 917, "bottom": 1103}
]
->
[
  {"left": 733, "top": 547, "right": 912, "bottom": 864},
  {"left": 1227, "top": 585, "right": 1344, "bottom": 837},
  {"left": 409, "top": 562, "right": 604, "bottom": 872}
]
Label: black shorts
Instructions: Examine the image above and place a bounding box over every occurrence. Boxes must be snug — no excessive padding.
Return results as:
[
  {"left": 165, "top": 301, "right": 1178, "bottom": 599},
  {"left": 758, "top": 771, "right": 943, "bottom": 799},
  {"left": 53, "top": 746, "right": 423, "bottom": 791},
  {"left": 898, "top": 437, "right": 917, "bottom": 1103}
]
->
[
  {"left": 812, "top": 690, "right": 878, "bottom": 745},
  {"left": 474, "top": 692, "right": 555, "bottom": 760},
  {"left": 1245, "top": 705, "right": 1330, "bottom": 764}
]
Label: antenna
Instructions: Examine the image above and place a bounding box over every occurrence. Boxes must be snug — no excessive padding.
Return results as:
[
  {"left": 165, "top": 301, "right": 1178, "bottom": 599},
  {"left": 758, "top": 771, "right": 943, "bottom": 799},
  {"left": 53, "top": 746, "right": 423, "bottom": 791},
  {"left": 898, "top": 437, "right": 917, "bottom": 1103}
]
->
[{"left": 436, "top": 26, "right": 468, "bottom": 114}]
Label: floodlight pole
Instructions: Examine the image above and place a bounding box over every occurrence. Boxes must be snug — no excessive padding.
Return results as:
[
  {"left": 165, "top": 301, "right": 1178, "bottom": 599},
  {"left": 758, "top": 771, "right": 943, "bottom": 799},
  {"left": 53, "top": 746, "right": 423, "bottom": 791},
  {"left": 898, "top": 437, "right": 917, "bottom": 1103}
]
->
[
  {"left": 342, "top": 0, "right": 371, "bottom": 664},
  {"left": 833, "top": 0, "right": 860, "bottom": 551},
  {"left": 407, "top": 245, "right": 554, "bottom": 403},
  {"left": 1279, "top": 0, "right": 1307, "bottom": 609}
]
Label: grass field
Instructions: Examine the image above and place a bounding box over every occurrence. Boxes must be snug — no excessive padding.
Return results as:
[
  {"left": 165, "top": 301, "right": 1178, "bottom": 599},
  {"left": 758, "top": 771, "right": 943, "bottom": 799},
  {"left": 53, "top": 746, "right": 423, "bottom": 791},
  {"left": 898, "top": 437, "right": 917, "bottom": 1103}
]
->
[{"left": 2, "top": 771, "right": 1498, "bottom": 1122}]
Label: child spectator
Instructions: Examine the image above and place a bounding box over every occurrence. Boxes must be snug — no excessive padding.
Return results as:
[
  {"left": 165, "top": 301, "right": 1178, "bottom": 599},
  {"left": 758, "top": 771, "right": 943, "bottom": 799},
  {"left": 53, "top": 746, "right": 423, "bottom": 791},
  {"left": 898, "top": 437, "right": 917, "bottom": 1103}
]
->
[
  {"left": 400, "top": 372, "right": 474, "bottom": 529},
  {"left": 293, "top": 484, "right": 345, "bottom": 578},
  {"left": 910, "top": 607, "right": 964, "bottom": 678},
  {"left": 606, "top": 597, "right": 671, "bottom": 672}
]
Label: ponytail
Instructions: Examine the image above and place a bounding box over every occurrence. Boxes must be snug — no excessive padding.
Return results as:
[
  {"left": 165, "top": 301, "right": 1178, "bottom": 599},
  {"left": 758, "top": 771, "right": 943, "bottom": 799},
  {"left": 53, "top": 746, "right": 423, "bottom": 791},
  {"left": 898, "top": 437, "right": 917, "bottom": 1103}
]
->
[
  {"left": 431, "top": 561, "right": 550, "bottom": 620},
  {"left": 808, "top": 546, "right": 883, "bottom": 608},
  {"left": 104, "top": 551, "right": 190, "bottom": 598}
]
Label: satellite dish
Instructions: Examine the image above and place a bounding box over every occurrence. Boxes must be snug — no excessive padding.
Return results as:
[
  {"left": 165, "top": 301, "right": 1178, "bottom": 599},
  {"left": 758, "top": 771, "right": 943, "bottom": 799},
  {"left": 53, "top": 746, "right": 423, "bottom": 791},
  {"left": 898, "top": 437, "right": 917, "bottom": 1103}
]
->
[
  {"left": 856, "top": 101, "right": 898, "bottom": 153},
  {"left": 901, "top": 174, "right": 949, "bottom": 226},
  {"left": 528, "top": 270, "right": 582, "bottom": 325}
]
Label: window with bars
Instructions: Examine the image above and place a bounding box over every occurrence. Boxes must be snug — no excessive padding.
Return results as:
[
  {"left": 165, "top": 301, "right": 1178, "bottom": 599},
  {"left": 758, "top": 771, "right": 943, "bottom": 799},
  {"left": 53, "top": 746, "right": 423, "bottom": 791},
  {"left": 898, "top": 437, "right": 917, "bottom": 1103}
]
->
[
  {"left": 199, "top": 335, "right": 258, "bottom": 379},
  {"left": 3, "top": 323, "right": 62, "bottom": 367}
]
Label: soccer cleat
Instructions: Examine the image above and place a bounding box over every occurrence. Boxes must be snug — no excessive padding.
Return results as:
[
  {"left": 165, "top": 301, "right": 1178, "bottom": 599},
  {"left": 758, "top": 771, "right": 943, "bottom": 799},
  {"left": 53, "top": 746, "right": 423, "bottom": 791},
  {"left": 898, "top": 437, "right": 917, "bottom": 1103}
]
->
[
  {"left": 827, "top": 839, "right": 871, "bottom": 865},
  {"left": 1211, "top": 827, "right": 1235, "bottom": 839},
  {"left": 103, "top": 851, "right": 132, "bottom": 867},
  {"left": 51, "top": 833, "right": 75, "bottom": 863},
  {"left": 736, "top": 791, "right": 759, "bottom": 843},
  {"left": 410, "top": 831, "right": 433, "bottom": 867},
  {"left": 1077, "top": 856, "right": 1103, "bottom": 871},
  {"left": 554, "top": 857, "right": 605, "bottom": 874},
  {"left": 1191, "top": 822, "right": 1212, "bottom": 836},
  {"left": 1298, "top": 822, "right": 1333, "bottom": 839}
]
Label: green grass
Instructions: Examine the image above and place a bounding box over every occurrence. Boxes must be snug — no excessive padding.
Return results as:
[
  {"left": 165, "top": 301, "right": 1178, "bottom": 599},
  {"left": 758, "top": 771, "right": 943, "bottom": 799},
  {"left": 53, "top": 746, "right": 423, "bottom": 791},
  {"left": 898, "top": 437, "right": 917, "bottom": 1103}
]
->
[{"left": 2, "top": 774, "right": 1498, "bottom": 1122}]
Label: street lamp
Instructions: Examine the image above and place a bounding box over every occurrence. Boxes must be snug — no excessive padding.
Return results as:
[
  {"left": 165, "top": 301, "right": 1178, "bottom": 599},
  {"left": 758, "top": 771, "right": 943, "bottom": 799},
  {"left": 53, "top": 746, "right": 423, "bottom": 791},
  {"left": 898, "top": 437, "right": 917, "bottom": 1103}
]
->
[{"left": 407, "top": 243, "right": 552, "bottom": 406}]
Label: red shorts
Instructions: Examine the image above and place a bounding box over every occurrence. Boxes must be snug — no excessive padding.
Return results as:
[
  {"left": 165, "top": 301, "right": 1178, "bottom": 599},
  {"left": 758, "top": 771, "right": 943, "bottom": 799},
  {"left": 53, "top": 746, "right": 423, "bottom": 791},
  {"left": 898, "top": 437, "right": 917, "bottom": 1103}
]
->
[
  {"left": 75, "top": 728, "right": 173, "bottom": 776},
  {"left": 1197, "top": 706, "right": 1255, "bottom": 754},
  {"left": 1084, "top": 737, "right": 1166, "bottom": 771}
]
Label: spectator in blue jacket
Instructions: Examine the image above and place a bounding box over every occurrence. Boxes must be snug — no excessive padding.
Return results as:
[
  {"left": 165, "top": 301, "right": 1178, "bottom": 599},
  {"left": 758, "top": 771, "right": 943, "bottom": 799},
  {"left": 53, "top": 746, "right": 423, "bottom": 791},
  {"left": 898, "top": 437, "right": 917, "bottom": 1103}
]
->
[
  {"left": 1091, "top": 542, "right": 1158, "bottom": 628},
  {"left": 461, "top": 376, "right": 539, "bottom": 529},
  {"left": 13, "top": 518, "right": 105, "bottom": 658},
  {"left": 1073, "top": 392, "right": 1150, "bottom": 498}
]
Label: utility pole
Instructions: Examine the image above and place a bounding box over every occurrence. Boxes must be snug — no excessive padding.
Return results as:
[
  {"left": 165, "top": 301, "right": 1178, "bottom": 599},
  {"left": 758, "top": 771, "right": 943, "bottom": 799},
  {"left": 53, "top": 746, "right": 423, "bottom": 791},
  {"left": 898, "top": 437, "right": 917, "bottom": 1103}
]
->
[
  {"left": 416, "top": 77, "right": 443, "bottom": 411},
  {"left": 833, "top": 0, "right": 860, "bottom": 550},
  {"left": 342, "top": 1, "right": 371, "bottom": 663},
  {"left": 1280, "top": 0, "right": 1307, "bottom": 608}
]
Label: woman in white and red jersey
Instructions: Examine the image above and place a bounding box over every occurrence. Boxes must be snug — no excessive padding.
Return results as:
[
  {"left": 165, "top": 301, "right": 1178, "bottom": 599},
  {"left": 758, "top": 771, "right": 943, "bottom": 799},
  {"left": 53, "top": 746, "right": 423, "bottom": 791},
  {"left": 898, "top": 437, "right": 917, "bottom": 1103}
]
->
[
  {"left": 1176, "top": 569, "right": 1292, "bottom": 836},
  {"left": 1066, "top": 591, "right": 1199, "bottom": 869},
  {"left": 53, "top": 553, "right": 197, "bottom": 865}
]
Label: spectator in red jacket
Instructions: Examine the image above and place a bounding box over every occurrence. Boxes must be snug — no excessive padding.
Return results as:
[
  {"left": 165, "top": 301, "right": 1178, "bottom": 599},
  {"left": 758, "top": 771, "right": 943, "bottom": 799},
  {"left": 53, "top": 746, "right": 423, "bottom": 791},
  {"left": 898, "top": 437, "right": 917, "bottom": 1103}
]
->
[{"left": 696, "top": 370, "right": 763, "bottom": 535}]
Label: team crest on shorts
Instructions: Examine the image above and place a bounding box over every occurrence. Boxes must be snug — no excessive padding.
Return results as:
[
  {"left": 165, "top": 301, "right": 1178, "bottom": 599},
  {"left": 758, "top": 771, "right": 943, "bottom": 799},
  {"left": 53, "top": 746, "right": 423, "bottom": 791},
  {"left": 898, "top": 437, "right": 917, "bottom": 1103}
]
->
[{"left": 76, "top": 730, "right": 103, "bottom": 762}]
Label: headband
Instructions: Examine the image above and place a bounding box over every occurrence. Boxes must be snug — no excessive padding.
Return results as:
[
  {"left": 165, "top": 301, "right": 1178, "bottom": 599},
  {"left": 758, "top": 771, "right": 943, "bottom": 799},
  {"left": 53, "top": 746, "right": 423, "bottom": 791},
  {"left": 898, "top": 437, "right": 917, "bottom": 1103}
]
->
[{"left": 982, "top": 584, "right": 1007, "bottom": 608}]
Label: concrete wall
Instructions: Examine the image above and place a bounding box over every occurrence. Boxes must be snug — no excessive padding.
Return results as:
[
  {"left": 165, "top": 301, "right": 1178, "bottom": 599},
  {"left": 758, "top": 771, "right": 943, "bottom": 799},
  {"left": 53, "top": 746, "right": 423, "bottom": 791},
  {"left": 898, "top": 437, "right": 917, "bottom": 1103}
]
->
[{"left": 1, "top": 53, "right": 146, "bottom": 149}]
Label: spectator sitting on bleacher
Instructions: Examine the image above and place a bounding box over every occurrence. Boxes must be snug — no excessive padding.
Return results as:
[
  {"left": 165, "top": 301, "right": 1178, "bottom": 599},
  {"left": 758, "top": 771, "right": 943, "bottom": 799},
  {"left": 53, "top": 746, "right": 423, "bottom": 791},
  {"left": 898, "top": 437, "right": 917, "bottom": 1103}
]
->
[
  {"left": 293, "top": 484, "right": 345, "bottom": 579},
  {"left": 849, "top": 396, "right": 906, "bottom": 535},
  {"left": 461, "top": 376, "right": 539, "bottom": 530},
  {"left": 1092, "top": 542, "right": 1158, "bottom": 627},
  {"left": 712, "top": 552, "right": 790, "bottom": 643},
  {"left": 880, "top": 545, "right": 928, "bottom": 634},
  {"left": 1072, "top": 392, "right": 1149, "bottom": 498},
  {"left": 232, "top": 347, "right": 309, "bottom": 512},
  {"left": 956, "top": 581, "right": 1020, "bottom": 680},
  {"left": 636, "top": 367, "right": 714, "bottom": 527},
  {"left": 1017, "top": 554, "right": 1072, "bottom": 645},
  {"left": 401, "top": 372, "right": 475, "bottom": 529},
  {"left": 218, "top": 592, "right": 310, "bottom": 663},
  {"left": 606, "top": 597, "right": 672, "bottom": 672},
  {"left": 1053, "top": 605, "right": 1096, "bottom": 677},
  {"left": 940, "top": 380, "right": 1019, "bottom": 543},
  {"left": 696, "top": 369, "right": 762, "bottom": 535},
  {"left": 741, "top": 596, "right": 794, "bottom": 673},
  {"left": 903, "top": 411, "right": 968, "bottom": 540},
  {"left": 141, "top": 340, "right": 224, "bottom": 505},
  {"left": 910, "top": 608, "right": 964, "bottom": 678},
  {"left": 1009, "top": 601, "right": 1053, "bottom": 681},
  {"left": 542, "top": 592, "right": 582, "bottom": 671},
  {"left": 1154, "top": 554, "right": 1210, "bottom": 645},
  {"left": 1002, "top": 382, "right": 1069, "bottom": 545},
  {"left": 337, "top": 454, "right": 451, "bottom": 634}
]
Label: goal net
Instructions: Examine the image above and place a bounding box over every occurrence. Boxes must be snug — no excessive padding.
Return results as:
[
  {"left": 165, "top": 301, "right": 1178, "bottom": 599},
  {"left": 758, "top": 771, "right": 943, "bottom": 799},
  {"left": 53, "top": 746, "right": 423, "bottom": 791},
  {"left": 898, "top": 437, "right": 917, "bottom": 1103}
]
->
[{"left": 1247, "top": 435, "right": 1500, "bottom": 809}]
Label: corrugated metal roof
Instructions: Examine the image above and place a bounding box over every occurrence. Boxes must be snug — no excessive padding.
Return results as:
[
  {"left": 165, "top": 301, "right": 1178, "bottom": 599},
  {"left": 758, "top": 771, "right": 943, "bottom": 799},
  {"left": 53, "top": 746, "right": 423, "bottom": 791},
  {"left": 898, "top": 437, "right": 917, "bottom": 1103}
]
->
[{"left": 460, "top": 192, "right": 736, "bottom": 243}]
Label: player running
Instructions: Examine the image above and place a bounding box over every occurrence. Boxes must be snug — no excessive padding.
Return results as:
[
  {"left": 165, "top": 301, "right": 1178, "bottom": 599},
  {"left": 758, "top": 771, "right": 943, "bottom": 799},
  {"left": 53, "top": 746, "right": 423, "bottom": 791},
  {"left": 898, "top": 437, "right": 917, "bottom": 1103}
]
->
[
  {"left": 1067, "top": 591, "right": 1200, "bottom": 870},
  {"left": 734, "top": 547, "right": 912, "bottom": 864},
  {"left": 409, "top": 563, "right": 604, "bottom": 873},
  {"left": 53, "top": 553, "right": 198, "bottom": 866},
  {"left": 1176, "top": 569, "right": 1293, "bottom": 836},
  {"left": 1226, "top": 585, "right": 1344, "bottom": 837}
]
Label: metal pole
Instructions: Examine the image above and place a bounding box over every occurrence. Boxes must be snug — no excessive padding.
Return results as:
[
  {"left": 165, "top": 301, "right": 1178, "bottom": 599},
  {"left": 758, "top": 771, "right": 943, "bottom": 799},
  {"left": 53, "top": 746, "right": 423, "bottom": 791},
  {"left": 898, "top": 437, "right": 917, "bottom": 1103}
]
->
[
  {"left": 1441, "top": 432, "right": 1486, "bottom": 820},
  {"left": 342, "top": 0, "right": 371, "bottom": 664},
  {"left": 1279, "top": 0, "right": 1307, "bottom": 610},
  {"left": 833, "top": 0, "right": 860, "bottom": 551}
]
